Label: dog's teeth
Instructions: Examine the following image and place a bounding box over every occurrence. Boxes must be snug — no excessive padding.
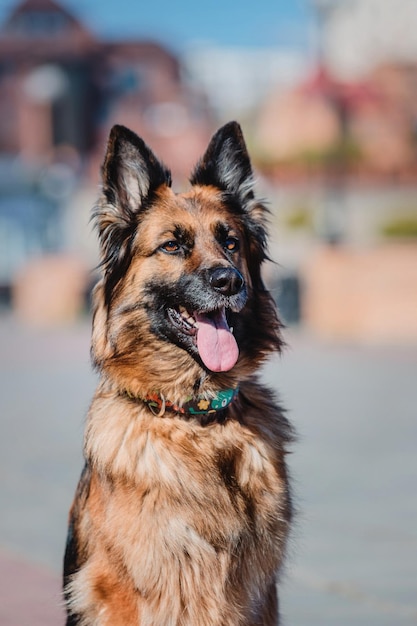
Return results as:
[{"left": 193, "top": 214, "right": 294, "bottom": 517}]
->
[
  {"left": 178, "top": 306, "right": 197, "bottom": 327},
  {"left": 230, "top": 326, "right": 234, "bottom": 334}
]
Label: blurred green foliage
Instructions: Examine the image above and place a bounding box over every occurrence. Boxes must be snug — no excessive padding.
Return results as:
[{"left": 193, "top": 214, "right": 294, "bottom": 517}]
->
[
  {"left": 284, "top": 206, "right": 314, "bottom": 231},
  {"left": 380, "top": 214, "right": 417, "bottom": 239}
]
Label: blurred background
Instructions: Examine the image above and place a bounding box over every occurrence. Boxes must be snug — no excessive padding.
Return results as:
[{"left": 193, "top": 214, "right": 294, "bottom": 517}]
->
[{"left": 0, "top": 1, "right": 416, "bottom": 625}]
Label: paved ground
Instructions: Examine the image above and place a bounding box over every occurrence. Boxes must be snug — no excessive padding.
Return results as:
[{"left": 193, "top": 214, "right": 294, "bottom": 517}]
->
[{"left": 1, "top": 314, "right": 416, "bottom": 625}]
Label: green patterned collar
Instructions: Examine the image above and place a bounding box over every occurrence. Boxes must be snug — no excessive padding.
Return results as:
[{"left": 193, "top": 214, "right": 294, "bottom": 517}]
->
[{"left": 125, "top": 387, "right": 239, "bottom": 418}]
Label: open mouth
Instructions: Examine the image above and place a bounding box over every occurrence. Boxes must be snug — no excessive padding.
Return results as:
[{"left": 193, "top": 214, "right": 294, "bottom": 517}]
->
[
  {"left": 167, "top": 306, "right": 198, "bottom": 336},
  {"left": 167, "top": 305, "right": 239, "bottom": 373}
]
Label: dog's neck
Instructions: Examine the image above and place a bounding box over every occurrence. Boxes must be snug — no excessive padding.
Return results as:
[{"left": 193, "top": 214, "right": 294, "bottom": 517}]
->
[{"left": 122, "top": 386, "right": 240, "bottom": 421}]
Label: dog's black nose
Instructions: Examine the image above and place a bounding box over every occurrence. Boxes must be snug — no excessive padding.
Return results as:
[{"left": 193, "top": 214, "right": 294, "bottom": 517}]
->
[{"left": 209, "top": 267, "right": 244, "bottom": 296}]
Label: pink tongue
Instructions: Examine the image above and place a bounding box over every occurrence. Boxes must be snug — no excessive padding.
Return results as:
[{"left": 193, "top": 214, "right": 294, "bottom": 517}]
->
[{"left": 195, "top": 309, "right": 239, "bottom": 372}]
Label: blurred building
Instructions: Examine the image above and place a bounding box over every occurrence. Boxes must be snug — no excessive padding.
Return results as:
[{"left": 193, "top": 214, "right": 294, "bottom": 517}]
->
[
  {"left": 321, "top": 0, "right": 417, "bottom": 80},
  {"left": 254, "top": 62, "right": 417, "bottom": 181},
  {"left": 183, "top": 44, "right": 309, "bottom": 121},
  {"left": 0, "top": 0, "right": 213, "bottom": 181},
  {"left": 250, "top": 0, "right": 417, "bottom": 181}
]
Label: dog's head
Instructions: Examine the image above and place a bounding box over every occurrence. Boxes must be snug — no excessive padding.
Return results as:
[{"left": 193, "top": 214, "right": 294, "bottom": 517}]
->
[{"left": 91, "top": 122, "right": 283, "bottom": 395}]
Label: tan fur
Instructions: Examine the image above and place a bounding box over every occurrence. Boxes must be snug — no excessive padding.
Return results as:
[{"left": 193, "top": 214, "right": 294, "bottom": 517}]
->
[
  {"left": 68, "top": 385, "right": 291, "bottom": 625},
  {"left": 64, "top": 123, "right": 293, "bottom": 626}
]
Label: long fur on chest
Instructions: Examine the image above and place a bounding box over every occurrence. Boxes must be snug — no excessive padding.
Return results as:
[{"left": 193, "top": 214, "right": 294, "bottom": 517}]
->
[{"left": 65, "top": 382, "right": 292, "bottom": 626}]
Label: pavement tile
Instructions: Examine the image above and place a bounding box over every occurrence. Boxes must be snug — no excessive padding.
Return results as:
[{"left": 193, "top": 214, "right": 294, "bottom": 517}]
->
[{"left": 0, "top": 550, "right": 65, "bottom": 626}]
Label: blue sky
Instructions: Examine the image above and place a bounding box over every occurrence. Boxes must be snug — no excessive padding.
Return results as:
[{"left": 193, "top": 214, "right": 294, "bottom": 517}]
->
[{"left": 0, "top": 0, "right": 316, "bottom": 52}]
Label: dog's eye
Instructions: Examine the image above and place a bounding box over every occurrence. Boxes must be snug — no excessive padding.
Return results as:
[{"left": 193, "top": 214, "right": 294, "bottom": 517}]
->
[
  {"left": 161, "top": 240, "right": 180, "bottom": 254},
  {"left": 224, "top": 237, "right": 239, "bottom": 252}
]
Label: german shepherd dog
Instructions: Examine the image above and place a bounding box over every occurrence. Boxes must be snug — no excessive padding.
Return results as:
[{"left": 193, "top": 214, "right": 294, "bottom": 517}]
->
[{"left": 64, "top": 122, "right": 294, "bottom": 625}]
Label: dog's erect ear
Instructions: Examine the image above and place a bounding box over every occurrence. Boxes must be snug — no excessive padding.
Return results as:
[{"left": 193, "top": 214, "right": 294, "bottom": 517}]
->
[
  {"left": 190, "top": 121, "right": 255, "bottom": 208},
  {"left": 94, "top": 125, "right": 171, "bottom": 274},
  {"left": 100, "top": 124, "right": 171, "bottom": 216},
  {"left": 192, "top": 122, "right": 270, "bottom": 288}
]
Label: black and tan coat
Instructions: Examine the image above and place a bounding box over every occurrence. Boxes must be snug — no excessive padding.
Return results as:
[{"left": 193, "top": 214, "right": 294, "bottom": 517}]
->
[{"left": 64, "top": 122, "right": 294, "bottom": 626}]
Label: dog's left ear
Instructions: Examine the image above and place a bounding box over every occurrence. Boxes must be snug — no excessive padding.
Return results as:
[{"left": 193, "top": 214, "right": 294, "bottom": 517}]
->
[
  {"left": 192, "top": 122, "right": 270, "bottom": 288},
  {"left": 190, "top": 121, "right": 255, "bottom": 209}
]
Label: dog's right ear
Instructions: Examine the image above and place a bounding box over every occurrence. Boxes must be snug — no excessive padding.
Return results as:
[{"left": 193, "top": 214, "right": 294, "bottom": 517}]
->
[{"left": 94, "top": 125, "right": 171, "bottom": 272}]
